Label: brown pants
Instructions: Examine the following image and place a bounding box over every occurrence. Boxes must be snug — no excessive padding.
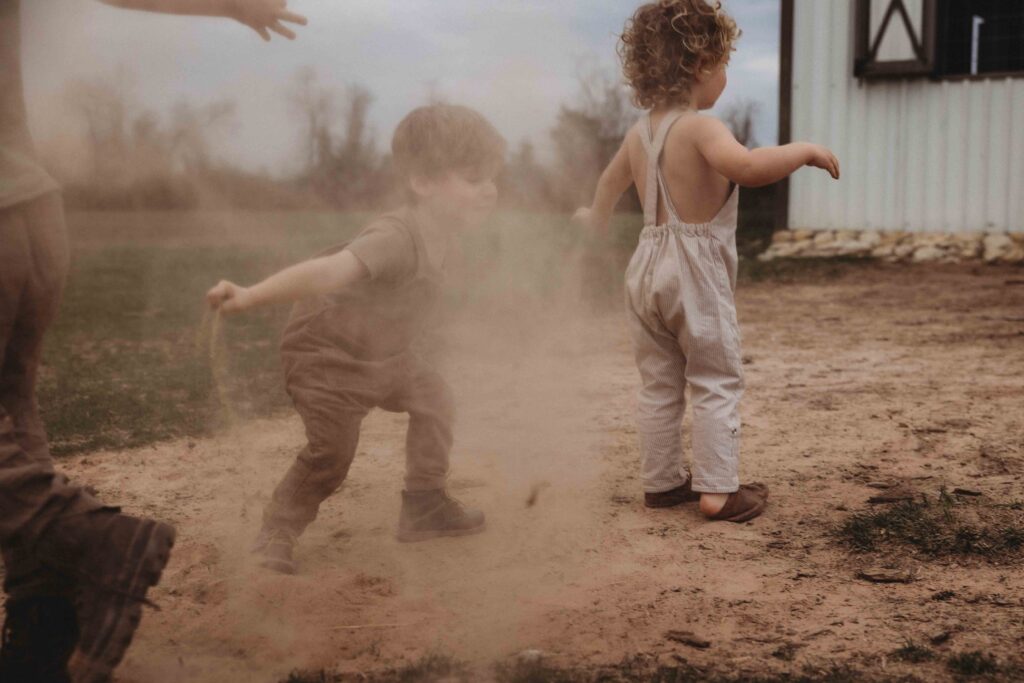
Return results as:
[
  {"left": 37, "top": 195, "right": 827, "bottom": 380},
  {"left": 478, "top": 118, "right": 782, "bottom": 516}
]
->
[
  {"left": 263, "top": 347, "right": 454, "bottom": 536},
  {"left": 0, "top": 193, "right": 102, "bottom": 598}
]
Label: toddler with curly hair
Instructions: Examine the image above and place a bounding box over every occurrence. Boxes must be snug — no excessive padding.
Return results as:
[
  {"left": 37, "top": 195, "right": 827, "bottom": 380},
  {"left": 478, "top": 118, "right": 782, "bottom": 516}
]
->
[{"left": 575, "top": 0, "right": 840, "bottom": 522}]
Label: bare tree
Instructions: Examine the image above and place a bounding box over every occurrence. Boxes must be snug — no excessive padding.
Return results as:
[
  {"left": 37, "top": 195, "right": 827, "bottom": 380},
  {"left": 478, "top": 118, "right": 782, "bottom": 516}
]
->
[
  {"left": 500, "top": 140, "right": 551, "bottom": 209},
  {"left": 290, "top": 66, "right": 336, "bottom": 174},
  {"left": 168, "top": 99, "right": 237, "bottom": 172},
  {"left": 549, "top": 65, "right": 638, "bottom": 209},
  {"left": 63, "top": 70, "right": 135, "bottom": 177},
  {"left": 719, "top": 98, "right": 761, "bottom": 148}
]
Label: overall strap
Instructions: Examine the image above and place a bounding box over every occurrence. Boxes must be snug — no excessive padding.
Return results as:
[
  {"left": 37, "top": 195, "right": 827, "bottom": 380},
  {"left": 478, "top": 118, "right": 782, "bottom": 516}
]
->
[{"left": 640, "top": 110, "right": 686, "bottom": 225}]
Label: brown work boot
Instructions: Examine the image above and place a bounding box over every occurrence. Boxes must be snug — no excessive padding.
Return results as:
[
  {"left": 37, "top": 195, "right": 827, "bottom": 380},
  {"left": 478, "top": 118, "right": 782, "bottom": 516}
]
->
[
  {"left": 251, "top": 527, "right": 298, "bottom": 575},
  {"left": 0, "top": 595, "right": 78, "bottom": 683},
  {"left": 34, "top": 511, "right": 175, "bottom": 683},
  {"left": 397, "top": 489, "right": 485, "bottom": 543}
]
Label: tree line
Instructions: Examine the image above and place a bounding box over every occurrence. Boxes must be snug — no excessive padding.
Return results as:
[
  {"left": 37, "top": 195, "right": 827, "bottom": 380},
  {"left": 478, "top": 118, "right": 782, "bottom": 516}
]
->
[{"left": 48, "top": 66, "right": 760, "bottom": 213}]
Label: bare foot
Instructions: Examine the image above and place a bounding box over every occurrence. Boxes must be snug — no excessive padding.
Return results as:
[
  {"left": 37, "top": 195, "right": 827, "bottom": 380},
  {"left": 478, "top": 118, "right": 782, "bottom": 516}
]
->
[{"left": 699, "top": 492, "right": 729, "bottom": 517}]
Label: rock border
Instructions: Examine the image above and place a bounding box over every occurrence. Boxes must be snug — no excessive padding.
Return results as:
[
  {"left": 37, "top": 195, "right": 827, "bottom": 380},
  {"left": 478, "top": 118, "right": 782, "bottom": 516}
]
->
[{"left": 758, "top": 229, "right": 1024, "bottom": 264}]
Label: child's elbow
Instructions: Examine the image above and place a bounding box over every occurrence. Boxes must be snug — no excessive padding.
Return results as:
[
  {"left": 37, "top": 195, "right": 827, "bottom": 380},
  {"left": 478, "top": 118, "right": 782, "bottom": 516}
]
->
[
  {"left": 736, "top": 174, "right": 773, "bottom": 188},
  {"left": 733, "top": 160, "right": 777, "bottom": 188},
  {"left": 731, "top": 160, "right": 764, "bottom": 188}
]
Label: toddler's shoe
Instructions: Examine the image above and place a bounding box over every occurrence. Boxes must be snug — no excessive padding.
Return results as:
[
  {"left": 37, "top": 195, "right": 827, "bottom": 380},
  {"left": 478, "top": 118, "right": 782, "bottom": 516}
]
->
[
  {"left": 397, "top": 489, "right": 485, "bottom": 542},
  {"left": 252, "top": 527, "right": 298, "bottom": 575},
  {"left": 706, "top": 483, "right": 769, "bottom": 523},
  {"left": 644, "top": 477, "right": 701, "bottom": 508}
]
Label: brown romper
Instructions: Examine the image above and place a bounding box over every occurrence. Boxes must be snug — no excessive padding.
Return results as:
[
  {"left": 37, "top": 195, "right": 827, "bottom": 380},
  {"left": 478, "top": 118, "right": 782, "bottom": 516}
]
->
[{"left": 262, "top": 209, "right": 453, "bottom": 537}]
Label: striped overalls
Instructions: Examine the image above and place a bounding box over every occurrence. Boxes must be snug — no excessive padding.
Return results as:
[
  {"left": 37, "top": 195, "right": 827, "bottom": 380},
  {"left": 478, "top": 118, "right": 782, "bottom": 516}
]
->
[{"left": 624, "top": 110, "right": 745, "bottom": 495}]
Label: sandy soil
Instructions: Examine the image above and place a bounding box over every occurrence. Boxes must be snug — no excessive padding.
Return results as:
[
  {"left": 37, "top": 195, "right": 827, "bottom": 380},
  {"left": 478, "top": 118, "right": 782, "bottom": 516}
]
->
[{"left": 52, "top": 263, "right": 1024, "bottom": 682}]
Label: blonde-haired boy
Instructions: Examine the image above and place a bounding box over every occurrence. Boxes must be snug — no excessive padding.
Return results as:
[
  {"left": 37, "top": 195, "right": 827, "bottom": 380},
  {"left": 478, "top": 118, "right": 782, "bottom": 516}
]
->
[{"left": 208, "top": 104, "right": 505, "bottom": 573}]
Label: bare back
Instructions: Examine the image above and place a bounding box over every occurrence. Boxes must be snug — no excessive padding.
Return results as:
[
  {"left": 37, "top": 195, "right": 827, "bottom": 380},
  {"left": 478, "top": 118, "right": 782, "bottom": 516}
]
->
[{"left": 626, "top": 110, "right": 734, "bottom": 226}]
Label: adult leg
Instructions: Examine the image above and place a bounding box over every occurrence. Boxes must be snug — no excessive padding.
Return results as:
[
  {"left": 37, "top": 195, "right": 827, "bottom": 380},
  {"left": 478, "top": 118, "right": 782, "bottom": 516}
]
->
[
  {"left": 0, "top": 195, "right": 174, "bottom": 683},
  {"left": 0, "top": 194, "right": 101, "bottom": 600}
]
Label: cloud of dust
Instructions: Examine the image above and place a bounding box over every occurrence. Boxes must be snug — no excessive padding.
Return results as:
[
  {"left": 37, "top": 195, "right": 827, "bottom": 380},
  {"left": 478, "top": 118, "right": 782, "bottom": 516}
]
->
[
  {"left": 37, "top": 56, "right": 642, "bottom": 676},
  {"left": 369, "top": 212, "right": 630, "bottom": 661},
  {"left": 186, "top": 210, "right": 637, "bottom": 673}
]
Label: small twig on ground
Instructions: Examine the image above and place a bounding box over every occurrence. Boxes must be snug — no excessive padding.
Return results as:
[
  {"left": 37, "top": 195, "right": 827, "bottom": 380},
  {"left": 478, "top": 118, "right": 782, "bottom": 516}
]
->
[{"left": 330, "top": 622, "right": 416, "bottom": 631}]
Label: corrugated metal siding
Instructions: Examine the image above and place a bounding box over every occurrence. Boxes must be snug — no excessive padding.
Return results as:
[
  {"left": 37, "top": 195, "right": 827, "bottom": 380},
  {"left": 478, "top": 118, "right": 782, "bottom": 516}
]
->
[{"left": 789, "top": 0, "right": 1024, "bottom": 234}]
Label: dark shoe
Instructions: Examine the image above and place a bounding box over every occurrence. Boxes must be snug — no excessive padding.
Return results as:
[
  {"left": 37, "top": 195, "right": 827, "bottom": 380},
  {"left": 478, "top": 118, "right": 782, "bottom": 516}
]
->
[
  {"left": 34, "top": 512, "right": 175, "bottom": 683},
  {"left": 644, "top": 478, "right": 701, "bottom": 508},
  {"left": 0, "top": 596, "right": 78, "bottom": 683},
  {"left": 397, "top": 490, "right": 485, "bottom": 543},
  {"left": 252, "top": 527, "right": 297, "bottom": 575}
]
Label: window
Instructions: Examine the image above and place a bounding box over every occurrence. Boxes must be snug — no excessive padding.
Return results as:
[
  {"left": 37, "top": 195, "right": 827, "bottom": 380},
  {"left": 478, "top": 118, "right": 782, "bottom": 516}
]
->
[
  {"left": 937, "top": 0, "right": 1024, "bottom": 76},
  {"left": 854, "top": 0, "right": 1024, "bottom": 79}
]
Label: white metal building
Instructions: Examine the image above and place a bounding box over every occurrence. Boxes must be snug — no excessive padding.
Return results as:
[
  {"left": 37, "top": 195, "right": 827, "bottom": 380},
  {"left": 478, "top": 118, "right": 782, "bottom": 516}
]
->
[{"left": 779, "top": 0, "right": 1024, "bottom": 235}]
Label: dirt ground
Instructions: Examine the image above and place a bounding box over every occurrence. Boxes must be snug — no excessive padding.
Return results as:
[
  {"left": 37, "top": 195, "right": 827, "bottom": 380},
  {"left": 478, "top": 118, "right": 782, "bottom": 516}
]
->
[{"left": 55, "top": 262, "right": 1024, "bottom": 682}]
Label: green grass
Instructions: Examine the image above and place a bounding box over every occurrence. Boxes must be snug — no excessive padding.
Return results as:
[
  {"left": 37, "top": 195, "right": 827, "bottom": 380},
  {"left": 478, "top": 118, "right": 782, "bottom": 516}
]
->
[
  {"left": 42, "top": 211, "right": 370, "bottom": 455},
  {"left": 837, "top": 490, "right": 1024, "bottom": 560},
  {"left": 41, "top": 208, "right": 872, "bottom": 457},
  {"left": 41, "top": 210, "right": 650, "bottom": 456}
]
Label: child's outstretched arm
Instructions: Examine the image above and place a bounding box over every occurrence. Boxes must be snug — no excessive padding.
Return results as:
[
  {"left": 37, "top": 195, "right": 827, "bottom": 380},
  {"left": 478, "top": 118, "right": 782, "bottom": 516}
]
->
[
  {"left": 97, "top": 0, "right": 307, "bottom": 40},
  {"left": 206, "top": 250, "right": 368, "bottom": 314},
  {"left": 574, "top": 142, "right": 633, "bottom": 235},
  {"left": 694, "top": 118, "right": 839, "bottom": 187}
]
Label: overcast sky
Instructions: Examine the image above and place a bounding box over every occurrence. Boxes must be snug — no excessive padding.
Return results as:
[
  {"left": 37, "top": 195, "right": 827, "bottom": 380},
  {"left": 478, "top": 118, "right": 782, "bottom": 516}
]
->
[{"left": 23, "top": 0, "right": 780, "bottom": 175}]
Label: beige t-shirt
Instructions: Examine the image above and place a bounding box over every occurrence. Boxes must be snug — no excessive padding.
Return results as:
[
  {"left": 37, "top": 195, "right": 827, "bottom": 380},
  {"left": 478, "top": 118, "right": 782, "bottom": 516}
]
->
[{"left": 0, "top": 0, "right": 59, "bottom": 209}]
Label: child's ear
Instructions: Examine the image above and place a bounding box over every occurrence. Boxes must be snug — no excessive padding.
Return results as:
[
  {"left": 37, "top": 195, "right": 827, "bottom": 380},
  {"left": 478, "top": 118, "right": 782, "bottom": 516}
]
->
[{"left": 408, "top": 174, "right": 434, "bottom": 199}]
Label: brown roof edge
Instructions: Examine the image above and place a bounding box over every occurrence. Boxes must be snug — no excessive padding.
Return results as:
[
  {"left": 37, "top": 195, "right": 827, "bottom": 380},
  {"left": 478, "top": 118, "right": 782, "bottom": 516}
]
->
[{"left": 776, "top": 0, "right": 794, "bottom": 233}]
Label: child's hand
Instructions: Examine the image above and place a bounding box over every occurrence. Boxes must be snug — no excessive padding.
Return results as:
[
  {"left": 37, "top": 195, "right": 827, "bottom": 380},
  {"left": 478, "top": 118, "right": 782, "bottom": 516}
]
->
[
  {"left": 228, "top": 0, "right": 307, "bottom": 41},
  {"left": 206, "top": 280, "right": 253, "bottom": 314},
  {"left": 805, "top": 144, "right": 840, "bottom": 180}
]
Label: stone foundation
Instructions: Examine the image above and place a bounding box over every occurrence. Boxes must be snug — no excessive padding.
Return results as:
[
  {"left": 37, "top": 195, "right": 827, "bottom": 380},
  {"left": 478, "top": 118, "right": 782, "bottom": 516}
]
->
[{"left": 758, "top": 229, "right": 1024, "bottom": 264}]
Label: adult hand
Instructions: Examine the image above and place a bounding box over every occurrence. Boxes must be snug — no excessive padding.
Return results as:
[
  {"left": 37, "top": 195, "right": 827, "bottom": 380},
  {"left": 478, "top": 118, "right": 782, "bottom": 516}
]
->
[{"left": 228, "top": 0, "right": 307, "bottom": 41}]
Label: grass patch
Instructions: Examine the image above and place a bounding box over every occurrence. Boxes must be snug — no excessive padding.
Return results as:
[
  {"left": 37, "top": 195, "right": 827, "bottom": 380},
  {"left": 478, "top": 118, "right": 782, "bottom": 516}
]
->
[
  {"left": 891, "top": 641, "right": 935, "bottom": 663},
  {"left": 45, "top": 210, "right": 633, "bottom": 456},
  {"left": 837, "top": 490, "right": 1024, "bottom": 560},
  {"left": 738, "top": 256, "right": 865, "bottom": 284},
  {"left": 283, "top": 654, "right": 468, "bottom": 683},
  {"left": 44, "top": 209, "right": 881, "bottom": 457},
  {"left": 947, "top": 651, "right": 1000, "bottom": 677}
]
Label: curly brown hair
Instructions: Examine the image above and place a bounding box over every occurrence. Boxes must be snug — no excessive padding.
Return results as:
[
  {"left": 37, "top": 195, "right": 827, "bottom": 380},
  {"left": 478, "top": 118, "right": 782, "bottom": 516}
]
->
[{"left": 619, "top": 0, "right": 741, "bottom": 109}]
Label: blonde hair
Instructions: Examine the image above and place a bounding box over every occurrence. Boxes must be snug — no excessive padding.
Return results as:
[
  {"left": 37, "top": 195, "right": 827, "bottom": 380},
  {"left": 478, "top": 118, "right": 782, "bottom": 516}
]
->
[
  {"left": 619, "top": 0, "right": 741, "bottom": 109},
  {"left": 392, "top": 104, "right": 506, "bottom": 190}
]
